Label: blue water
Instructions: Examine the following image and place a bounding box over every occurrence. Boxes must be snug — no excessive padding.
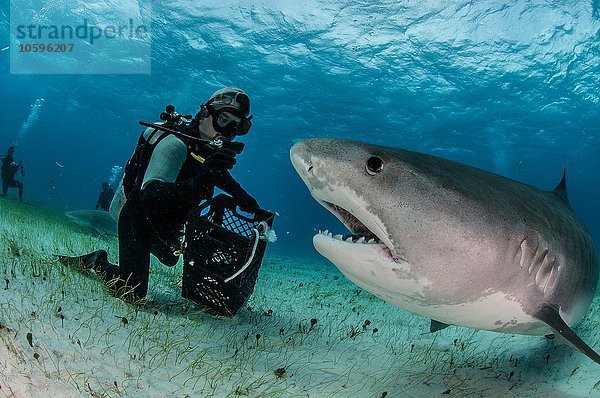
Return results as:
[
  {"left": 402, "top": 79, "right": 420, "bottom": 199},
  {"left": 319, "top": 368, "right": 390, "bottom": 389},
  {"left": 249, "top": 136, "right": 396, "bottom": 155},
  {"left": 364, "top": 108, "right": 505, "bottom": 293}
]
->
[{"left": 1, "top": 1, "right": 599, "bottom": 259}]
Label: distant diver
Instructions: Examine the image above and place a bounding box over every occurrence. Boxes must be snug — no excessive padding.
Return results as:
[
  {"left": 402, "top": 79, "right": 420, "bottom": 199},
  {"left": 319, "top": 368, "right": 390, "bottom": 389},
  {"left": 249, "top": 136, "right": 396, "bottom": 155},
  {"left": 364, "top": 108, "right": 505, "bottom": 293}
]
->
[
  {"left": 59, "top": 88, "right": 260, "bottom": 302},
  {"left": 1, "top": 146, "right": 25, "bottom": 202},
  {"left": 95, "top": 181, "right": 115, "bottom": 211}
]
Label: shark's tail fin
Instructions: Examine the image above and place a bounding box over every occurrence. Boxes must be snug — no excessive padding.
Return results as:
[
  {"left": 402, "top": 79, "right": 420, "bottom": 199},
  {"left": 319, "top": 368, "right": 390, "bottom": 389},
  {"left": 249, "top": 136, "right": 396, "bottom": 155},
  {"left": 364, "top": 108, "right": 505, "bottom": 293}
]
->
[{"left": 534, "top": 303, "right": 600, "bottom": 364}]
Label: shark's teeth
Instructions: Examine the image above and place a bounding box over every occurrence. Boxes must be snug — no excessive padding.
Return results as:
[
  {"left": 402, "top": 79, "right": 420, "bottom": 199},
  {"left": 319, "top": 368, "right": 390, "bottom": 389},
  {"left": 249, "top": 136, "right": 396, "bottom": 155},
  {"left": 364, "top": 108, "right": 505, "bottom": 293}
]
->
[{"left": 318, "top": 230, "right": 382, "bottom": 245}]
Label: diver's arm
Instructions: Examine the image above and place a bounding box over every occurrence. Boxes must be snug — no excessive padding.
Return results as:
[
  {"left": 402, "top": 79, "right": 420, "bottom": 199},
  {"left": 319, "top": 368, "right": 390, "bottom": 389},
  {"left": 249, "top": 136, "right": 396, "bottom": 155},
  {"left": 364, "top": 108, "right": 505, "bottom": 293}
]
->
[
  {"left": 217, "top": 172, "right": 259, "bottom": 212},
  {"left": 140, "top": 135, "right": 211, "bottom": 215},
  {"left": 141, "top": 135, "right": 188, "bottom": 189},
  {"left": 139, "top": 177, "right": 217, "bottom": 226},
  {"left": 139, "top": 137, "right": 238, "bottom": 217}
]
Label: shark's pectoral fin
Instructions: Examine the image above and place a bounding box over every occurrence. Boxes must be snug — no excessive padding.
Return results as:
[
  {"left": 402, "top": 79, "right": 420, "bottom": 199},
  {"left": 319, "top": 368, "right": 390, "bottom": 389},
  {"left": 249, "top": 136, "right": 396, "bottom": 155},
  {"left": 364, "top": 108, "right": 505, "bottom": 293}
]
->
[
  {"left": 430, "top": 319, "right": 451, "bottom": 333},
  {"left": 533, "top": 303, "right": 600, "bottom": 364}
]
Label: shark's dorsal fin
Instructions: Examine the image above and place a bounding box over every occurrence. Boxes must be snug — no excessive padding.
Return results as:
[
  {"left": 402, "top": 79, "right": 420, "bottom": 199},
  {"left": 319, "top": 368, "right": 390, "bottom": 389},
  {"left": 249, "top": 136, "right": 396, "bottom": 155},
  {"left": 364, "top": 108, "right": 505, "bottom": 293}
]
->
[
  {"left": 552, "top": 167, "right": 570, "bottom": 206},
  {"left": 533, "top": 303, "right": 600, "bottom": 364}
]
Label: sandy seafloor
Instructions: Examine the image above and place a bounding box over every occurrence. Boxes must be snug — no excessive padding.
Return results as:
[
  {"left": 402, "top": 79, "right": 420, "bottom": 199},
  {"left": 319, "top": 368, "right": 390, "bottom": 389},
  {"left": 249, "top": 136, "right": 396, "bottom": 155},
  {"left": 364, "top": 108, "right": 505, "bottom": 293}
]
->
[{"left": 1, "top": 197, "right": 599, "bottom": 398}]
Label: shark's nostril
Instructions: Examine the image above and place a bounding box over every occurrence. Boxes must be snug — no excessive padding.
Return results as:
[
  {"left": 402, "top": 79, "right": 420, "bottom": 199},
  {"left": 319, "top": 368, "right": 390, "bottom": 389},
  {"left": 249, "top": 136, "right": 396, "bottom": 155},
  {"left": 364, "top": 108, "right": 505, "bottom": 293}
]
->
[{"left": 308, "top": 165, "right": 313, "bottom": 173}]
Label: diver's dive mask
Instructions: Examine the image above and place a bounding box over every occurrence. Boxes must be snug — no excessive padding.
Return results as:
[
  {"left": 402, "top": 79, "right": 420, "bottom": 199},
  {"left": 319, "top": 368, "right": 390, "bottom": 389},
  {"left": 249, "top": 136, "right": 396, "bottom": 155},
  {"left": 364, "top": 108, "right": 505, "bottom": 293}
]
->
[{"left": 207, "top": 105, "right": 253, "bottom": 138}]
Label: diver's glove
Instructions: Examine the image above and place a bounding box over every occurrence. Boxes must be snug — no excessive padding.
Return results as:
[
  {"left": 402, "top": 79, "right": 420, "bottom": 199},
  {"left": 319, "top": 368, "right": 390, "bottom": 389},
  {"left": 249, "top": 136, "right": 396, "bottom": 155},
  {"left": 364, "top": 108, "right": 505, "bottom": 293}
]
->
[
  {"left": 186, "top": 149, "right": 237, "bottom": 195},
  {"left": 203, "top": 149, "right": 237, "bottom": 174},
  {"left": 215, "top": 172, "right": 260, "bottom": 213},
  {"left": 236, "top": 192, "right": 260, "bottom": 213}
]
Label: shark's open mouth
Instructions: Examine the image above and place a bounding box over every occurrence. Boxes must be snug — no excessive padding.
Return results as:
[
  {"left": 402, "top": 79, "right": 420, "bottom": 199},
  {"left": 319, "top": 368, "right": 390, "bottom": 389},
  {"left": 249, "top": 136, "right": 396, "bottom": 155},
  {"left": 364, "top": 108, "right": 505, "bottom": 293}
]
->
[
  {"left": 316, "top": 200, "right": 393, "bottom": 259},
  {"left": 323, "top": 202, "right": 379, "bottom": 242}
]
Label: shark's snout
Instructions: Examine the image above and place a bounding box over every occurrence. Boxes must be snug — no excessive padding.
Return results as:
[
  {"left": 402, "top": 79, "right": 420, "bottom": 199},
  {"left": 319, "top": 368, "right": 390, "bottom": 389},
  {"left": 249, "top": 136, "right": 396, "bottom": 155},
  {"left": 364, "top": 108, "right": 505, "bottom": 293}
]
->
[
  {"left": 290, "top": 141, "right": 313, "bottom": 178},
  {"left": 291, "top": 138, "right": 396, "bottom": 263},
  {"left": 65, "top": 210, "right": 118, "bottom": 236}
]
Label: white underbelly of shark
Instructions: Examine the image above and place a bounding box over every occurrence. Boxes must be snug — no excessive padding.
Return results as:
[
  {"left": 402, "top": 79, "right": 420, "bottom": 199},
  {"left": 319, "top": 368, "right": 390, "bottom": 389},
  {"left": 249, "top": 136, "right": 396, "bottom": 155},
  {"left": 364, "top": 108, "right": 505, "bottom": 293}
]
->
[{"left": 313, "top": 232, "right": 549, "bottom": 335}]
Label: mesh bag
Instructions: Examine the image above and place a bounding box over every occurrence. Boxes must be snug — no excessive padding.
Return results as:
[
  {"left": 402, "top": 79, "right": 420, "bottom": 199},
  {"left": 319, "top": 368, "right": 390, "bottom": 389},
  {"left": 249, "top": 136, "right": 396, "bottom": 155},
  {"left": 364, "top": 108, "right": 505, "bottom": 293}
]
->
[{"left": 182, "top": 194, "right": 275, "bottom": 316}]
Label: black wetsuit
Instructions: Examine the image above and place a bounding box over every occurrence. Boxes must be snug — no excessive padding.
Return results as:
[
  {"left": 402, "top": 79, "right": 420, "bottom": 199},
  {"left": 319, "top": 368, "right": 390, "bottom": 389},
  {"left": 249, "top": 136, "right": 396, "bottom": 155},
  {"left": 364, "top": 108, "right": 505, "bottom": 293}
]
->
[
  {"left": 96, "top": 187, "right": 115, "bottom": 211},
  {"left": 1, "top": 155, "right": 23, "bottom": 201},
  {"left": 93, "top": 132, "right": 257, "bottom": 301}
]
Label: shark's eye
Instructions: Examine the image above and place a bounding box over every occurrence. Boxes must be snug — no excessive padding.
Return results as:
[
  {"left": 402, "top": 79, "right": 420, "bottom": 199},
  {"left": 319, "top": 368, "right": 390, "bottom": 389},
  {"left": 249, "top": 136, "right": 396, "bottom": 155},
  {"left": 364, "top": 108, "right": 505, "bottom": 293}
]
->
[{"left": 366, "top": 156, "right": 384, "bottom": 175}]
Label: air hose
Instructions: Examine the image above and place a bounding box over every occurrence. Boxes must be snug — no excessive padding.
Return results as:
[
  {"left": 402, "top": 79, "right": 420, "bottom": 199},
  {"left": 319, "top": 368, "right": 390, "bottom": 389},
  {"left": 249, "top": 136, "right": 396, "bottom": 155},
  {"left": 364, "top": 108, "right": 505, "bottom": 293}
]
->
[{"left": 224, "top": 221, "right": 269, "bottom": 283}]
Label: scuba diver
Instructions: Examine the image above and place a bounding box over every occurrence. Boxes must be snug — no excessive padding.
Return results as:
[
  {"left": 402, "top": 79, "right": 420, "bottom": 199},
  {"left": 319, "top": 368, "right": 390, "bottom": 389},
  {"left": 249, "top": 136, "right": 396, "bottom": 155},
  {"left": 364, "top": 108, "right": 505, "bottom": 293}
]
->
[
  {"left": 95, "top": 181, "right": 115, "bottom": 211},
  {"left": 1, "top": 146, "right": 25, "bottom": 202},
  {"left": 60, "top": 88, "right": 259, "bottom": 302}
]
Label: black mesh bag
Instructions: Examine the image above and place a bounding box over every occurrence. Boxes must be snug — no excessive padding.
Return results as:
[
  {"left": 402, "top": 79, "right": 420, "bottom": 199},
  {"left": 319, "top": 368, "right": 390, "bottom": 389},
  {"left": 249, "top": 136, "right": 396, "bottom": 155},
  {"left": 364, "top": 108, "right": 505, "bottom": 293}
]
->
[{"left": 182, "top": 194, "right": 275, "bottom": 316}]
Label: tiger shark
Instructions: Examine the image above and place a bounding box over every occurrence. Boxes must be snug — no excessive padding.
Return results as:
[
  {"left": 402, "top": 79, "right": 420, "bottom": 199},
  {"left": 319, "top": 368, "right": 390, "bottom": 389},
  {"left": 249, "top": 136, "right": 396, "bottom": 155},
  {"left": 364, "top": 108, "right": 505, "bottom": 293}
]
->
[{"left": 290, "top": 138, "right": 600, "bottom": 364}]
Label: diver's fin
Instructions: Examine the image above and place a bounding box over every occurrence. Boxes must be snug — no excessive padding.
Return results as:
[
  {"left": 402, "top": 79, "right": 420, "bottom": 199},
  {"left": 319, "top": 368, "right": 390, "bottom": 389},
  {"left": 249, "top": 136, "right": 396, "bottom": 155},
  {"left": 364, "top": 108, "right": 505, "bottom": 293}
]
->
[
  {"left": 552, "top": 167, "right": 570, "bottom": 206},
  {"left": 430, "top": 319, "right": 451, "bottom": 333},
  {"left": 57, "top": 249, "right": 108, "bottom": 271},
  {"left": 533, "top": 303, "right": 600, "bottom": 364}
]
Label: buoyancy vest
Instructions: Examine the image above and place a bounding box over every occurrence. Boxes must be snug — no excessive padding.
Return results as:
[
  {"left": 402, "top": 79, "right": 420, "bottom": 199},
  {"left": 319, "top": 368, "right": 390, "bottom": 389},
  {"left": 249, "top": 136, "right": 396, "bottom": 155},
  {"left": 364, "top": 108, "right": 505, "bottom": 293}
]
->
[
  {"left": 122, "top": 128, "right": 210, "bottom": 200},
  {"left": 122, "top": 129, "right": 166, "bottom": 199}
]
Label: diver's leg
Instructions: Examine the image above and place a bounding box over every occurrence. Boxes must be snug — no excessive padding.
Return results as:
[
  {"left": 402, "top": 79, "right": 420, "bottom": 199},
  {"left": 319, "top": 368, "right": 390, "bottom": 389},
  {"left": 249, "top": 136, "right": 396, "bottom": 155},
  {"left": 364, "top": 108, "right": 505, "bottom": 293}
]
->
[
  {"left": 88, "top": 250, "right": 120, "bottom": 280},
  {"left": 117, "top": 200, "right": 152, "bottom": 301},
  {"left": 151, "top": 239, "right": 181, "bottom": 267},
  {"left": 1, "top": 179, "right": 6, "bottom": 197},
  {"left": 4, "top": 179, "right": 17, "bottom": 198},
  {"left": 16, "top": 181, "right": 23, "bottom": 201},
  {"left": 57, "top": 249, "right": 120, "bottom": 280},
  {"left": 57, "top": 249, "right": 110, "bottom": 269},
  {"left": 140, "top": 181, "right": 188, "bottom": 267}
]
